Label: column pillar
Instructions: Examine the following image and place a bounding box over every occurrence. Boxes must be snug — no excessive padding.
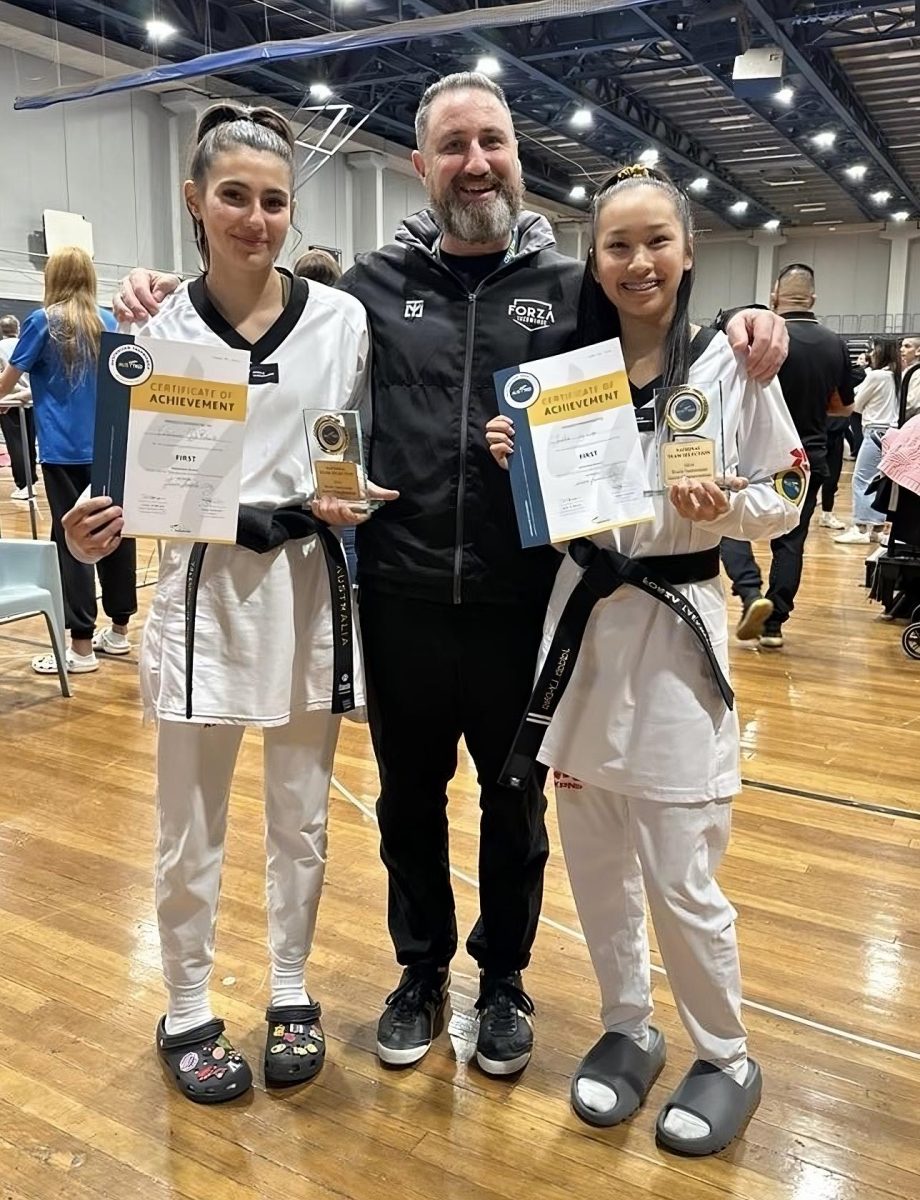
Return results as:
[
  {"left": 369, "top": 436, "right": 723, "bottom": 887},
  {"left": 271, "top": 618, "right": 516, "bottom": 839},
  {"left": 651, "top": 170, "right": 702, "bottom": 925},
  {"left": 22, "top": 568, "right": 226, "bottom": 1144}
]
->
[
  {"left": 747, "top": 231, "right": 787, "bottom": 306},
  {"left": 348, "top": 152, "right": 387, "bottom": 256},
  {"left": 879, "top": 224, "right": 920, "bottom": 332}
]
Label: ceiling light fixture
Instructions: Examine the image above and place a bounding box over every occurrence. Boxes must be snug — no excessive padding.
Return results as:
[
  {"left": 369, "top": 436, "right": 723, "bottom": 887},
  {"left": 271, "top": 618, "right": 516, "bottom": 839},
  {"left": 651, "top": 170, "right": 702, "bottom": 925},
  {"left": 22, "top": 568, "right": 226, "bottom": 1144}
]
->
[
  {"left": 638, "top": 148, "right": 659, "bottom": 167},
  {"left": 763, "top": 219, "right": 781, "bottom": 231},
  {"left": 146, "top": 18, "right": 176, "bottom": 40},
  {"left": 870, "top": 190, "right": 892, "bottom": 204},
  {"left": 476, "top": 56, "right": 501, "bottom": 76},
  {"left": 845, "top": 164, "right": 868, "bottom": 180},
  {"left": 729, "top": 200, "right": 749, "bottom": 215},
  {"left": 774, "top": 87, "right": 794, "bottom": 104},
  {"left": 688, "top": 177, "right": 709, "bottom": 192},
  {"left": 569, "top": 184, "right": 587, "bottom": 201},
  {"left": 310, "top": 83, "right": 333, "bottom": 101},
  {"left": 812, "top": 131, "right": 837, "bottom": 149},
  {"left": 570, "top": 108, "right": 593, "bottom": 128},
  {"left": 892, "top": 211, "right": 910, "bottom": 222}
]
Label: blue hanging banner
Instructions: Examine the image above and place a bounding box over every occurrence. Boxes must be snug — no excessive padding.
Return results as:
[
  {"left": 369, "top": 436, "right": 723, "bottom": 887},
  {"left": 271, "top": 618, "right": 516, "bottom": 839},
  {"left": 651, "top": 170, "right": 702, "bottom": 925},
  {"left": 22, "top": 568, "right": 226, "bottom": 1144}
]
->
[{"left": 14, "top": 0, "right": 654, "bottom": 110}]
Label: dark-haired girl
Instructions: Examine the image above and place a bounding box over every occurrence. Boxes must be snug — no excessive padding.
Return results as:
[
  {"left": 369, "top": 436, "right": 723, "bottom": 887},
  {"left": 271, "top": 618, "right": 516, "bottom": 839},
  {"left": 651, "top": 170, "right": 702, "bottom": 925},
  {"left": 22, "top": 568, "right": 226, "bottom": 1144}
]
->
[
  {"left": 487, "top": 165, "right": 803, "bottom": 1155},
  {"left": 64, "top": 104, "right": 394, "bottom": 1103}
]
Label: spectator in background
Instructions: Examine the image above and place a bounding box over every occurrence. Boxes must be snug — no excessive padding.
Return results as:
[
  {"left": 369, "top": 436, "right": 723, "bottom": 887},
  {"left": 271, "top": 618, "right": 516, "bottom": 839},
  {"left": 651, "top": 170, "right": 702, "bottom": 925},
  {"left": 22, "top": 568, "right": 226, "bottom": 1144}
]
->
[
  {"left": 818, "top": 413, "right": 850, "bottom": 530},
  {"left": 0, "top": 246, "right": 137, "bottom": 672},
  {"left": 721, "top": 264, "right": 853, "bottom": 649},
  {"left": 834, "top": 337, "right": 901, "bottom": 546},
  {"left": 847, "top": 351, "right": 869, "bottom": 458},
  {"left": 900, "top": 336, "right": 920, "bottom": 421},
  {"left": 293, "top": 248, "right": 342, "bottom": 287},
  {"left": 0, "top": 314, "right": 38, "bottom": 500}
]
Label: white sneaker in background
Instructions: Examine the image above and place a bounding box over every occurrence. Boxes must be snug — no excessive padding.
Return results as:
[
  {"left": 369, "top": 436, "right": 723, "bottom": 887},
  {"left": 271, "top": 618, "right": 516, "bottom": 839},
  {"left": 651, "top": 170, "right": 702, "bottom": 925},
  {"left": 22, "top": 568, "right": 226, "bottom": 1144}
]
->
[
  {"left": 10, "top": 485, "right": 31, "bottom": 501},
  {"left": 818, "top": 512, "right": 846, "bottom": 530},
  {"left": 833, "top": 525, "right": 871, "bottom": 545}
]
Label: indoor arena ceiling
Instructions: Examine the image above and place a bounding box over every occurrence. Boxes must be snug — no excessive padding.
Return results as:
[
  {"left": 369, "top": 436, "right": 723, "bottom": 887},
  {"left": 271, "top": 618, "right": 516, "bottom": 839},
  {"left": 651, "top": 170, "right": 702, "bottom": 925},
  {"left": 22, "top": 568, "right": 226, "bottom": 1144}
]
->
[{"left": 6, "top": 1, "right": 920, "bottom": 233}]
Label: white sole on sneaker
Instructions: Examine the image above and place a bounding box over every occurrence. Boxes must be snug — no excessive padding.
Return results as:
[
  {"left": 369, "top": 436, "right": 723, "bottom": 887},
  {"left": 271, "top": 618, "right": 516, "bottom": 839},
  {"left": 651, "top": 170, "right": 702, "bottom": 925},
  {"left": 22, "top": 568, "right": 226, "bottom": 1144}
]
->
[
  {"left": 475, "top": 1047, "right": 533, "bottom": 1076},
  {"left": 376, "top": 1040, "right": 433, "bottom": 1066},
  {"left": 736, "top": 597, "right": 773, "bottom": 642}
]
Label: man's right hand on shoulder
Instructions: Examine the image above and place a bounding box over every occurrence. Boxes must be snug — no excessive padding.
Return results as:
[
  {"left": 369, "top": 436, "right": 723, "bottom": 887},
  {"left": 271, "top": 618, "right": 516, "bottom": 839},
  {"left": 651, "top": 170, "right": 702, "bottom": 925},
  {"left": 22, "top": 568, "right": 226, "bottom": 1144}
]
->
[{"left": 114, "top": 269, "right": 181, "bottom": 323}]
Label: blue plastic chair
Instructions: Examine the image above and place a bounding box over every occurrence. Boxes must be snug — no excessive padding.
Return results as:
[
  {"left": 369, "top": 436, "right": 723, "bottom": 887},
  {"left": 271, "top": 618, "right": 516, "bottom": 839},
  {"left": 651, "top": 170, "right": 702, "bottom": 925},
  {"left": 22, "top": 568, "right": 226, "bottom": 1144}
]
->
[{"left": 0, "top": 539, "right": 71, "bottom": 697}]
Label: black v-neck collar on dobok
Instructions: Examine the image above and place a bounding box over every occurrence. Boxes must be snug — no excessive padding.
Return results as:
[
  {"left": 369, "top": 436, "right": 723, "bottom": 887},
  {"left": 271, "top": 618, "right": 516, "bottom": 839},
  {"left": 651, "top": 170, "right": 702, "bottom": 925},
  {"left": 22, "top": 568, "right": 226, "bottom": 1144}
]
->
[
  {"left": 628, "top": 326, "right": 718, "bottom": 408},
  {"left": 188, "top": 268, "right": 308, "bottom": 363}
]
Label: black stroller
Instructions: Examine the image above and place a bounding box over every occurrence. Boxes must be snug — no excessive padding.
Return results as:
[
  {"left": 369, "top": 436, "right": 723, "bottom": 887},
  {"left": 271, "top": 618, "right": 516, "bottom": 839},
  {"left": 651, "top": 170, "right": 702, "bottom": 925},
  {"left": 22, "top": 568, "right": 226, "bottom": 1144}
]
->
[{"left": 868, "top": 360, "right": 920, "bottom": 658}]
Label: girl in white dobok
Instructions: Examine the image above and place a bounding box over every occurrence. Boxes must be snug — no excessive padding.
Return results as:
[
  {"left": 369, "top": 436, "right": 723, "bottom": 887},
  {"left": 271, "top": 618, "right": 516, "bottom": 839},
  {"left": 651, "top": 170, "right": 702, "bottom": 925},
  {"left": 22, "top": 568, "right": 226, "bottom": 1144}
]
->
[
  {"left": 487, "top": 164, "right": 803, "bottom": 1156},
  {"left": 64, "top": 104, "right": 394, "bottom": 1104}
]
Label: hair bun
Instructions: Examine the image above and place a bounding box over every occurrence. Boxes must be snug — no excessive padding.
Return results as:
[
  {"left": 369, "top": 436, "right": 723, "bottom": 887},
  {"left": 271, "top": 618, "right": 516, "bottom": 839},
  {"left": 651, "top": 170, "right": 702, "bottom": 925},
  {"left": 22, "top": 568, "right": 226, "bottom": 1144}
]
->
[
  {"left": 249, "top": 107, "right": 296, "bottom": 155},
  {"left": 196, "top": 103, "right": 247, "bottom": 144}
]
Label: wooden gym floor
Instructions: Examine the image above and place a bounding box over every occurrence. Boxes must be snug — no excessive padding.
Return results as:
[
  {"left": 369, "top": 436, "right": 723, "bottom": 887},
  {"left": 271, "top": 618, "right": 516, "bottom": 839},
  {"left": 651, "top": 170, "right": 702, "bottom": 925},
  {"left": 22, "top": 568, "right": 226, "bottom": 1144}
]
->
[{"left": 1, "top": 463, "right": 918, "bottom": 1200}]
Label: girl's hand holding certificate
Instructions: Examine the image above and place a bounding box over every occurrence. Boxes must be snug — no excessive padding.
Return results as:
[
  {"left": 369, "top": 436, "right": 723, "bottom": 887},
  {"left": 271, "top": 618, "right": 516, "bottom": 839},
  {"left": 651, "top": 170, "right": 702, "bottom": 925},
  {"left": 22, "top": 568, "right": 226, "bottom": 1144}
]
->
[
  {"left": 62, "top": 494, "right": 125, "bottom": 563},
  {"left": 485, "top": 415, "right": 514, "bottom": 470}
]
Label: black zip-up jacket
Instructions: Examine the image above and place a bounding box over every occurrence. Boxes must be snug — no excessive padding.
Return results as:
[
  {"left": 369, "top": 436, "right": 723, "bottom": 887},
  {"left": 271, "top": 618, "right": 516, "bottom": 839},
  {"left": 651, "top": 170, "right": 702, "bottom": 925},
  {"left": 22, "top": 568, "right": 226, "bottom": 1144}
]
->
[{"left": 338, "top": 209, "right": 585, "bottom": 606}]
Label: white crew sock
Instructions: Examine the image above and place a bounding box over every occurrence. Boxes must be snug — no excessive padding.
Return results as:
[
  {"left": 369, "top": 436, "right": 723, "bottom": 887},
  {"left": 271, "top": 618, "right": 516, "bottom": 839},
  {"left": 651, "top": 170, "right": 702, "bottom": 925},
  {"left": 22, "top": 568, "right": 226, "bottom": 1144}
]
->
[
  {"left": 270, "top": 962, "right": 311, "bottom": 1009},
  {"left": 661, "top": 1057, "right": 750, "bottom": 1140},
  {"left": 164, "top": 980, "right": 213, "bottom": 1036},
  {"left": 575, "top": 1028, "right": 651, "bottom": 1115}
]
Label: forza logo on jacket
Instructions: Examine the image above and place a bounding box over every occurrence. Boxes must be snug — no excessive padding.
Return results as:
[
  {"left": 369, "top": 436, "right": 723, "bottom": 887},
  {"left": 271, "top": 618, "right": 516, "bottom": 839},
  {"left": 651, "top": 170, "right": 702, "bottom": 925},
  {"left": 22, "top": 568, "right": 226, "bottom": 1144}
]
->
[{"left": 507, "top": 298, "right": 555, "bottom": 331}]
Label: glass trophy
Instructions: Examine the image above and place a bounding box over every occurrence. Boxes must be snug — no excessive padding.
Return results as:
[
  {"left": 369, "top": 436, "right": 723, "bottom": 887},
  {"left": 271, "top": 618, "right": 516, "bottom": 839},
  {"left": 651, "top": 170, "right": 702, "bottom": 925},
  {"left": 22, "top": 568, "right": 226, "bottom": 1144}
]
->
[
  {"left": 304, "top": 410, "right": 381, "bottom": 512},
  {"left": 644, "top": 382, "right": 728, "bottom": 496}
]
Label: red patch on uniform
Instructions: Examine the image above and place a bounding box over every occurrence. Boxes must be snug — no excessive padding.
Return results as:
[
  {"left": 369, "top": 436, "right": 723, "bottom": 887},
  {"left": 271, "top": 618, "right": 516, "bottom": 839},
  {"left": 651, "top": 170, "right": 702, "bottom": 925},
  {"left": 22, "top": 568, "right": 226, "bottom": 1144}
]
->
[
  {"left": 553, "top": 770, "right": 584, "bottom": 790},
  {"left": 791, "top": 447, "right": 810, "bottom": 471}
]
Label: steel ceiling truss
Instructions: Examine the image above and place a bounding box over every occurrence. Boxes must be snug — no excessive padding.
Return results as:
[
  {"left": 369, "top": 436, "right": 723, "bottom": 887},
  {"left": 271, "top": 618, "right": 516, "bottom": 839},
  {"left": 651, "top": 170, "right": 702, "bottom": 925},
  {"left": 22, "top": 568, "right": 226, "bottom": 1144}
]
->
[
  {"left": 4, "top": 0, "right": 918, "bottom": 224},
  {"left": 739, "top": 0, "right": 920, "bottom": 211}
]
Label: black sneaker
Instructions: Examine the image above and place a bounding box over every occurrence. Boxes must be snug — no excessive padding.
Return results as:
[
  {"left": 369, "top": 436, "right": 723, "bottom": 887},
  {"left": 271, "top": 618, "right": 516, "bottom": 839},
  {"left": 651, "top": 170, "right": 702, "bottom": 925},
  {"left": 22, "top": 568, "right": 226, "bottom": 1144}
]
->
[
  {"left": 376, "top": 967, "right": 450, "bottom": 1066},
  {"left": 475, "top": 973, "right": 535, "bottom": 1076},
  {"left": 736, "top": 595, "right": 773, "bottom": 641},
  {"left": 759, "top": 624, "right": 784, "bottom": 649}
]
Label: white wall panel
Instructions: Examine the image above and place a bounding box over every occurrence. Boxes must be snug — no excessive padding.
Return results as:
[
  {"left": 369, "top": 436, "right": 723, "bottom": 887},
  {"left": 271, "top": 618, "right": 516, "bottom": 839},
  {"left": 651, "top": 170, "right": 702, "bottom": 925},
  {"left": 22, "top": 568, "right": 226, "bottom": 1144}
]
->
[
  {"left": 691, "top": 241, "right": 758, "bottom": 323},
  {"left": 777, "top": 234, "right": 890, "bottom": 321}
]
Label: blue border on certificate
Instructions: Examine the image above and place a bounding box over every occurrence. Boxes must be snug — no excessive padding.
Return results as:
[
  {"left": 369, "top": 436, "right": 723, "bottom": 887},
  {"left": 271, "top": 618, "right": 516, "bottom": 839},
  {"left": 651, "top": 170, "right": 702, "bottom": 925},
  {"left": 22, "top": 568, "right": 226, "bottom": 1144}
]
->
[{"left": 494, "top": 364, "right": 550, "bottom": 548}]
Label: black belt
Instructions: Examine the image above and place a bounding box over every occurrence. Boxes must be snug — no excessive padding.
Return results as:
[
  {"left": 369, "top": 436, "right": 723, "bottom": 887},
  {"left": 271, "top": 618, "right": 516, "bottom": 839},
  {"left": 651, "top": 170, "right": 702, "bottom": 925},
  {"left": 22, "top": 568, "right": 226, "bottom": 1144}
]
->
[
  {"left": 499, "top": 538, "right": 732, "bottom": 790},
  {"left": 184, "top": 504, "right": 355, "bottom": 720}
]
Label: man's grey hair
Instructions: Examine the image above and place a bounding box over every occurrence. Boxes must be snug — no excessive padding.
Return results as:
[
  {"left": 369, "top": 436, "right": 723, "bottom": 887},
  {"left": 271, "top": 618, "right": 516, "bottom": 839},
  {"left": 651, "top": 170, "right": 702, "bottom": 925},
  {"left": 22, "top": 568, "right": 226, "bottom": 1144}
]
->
[
  {"left": 415, "top": 71, "right": 512, "bottom": 150},
  {"left": 0, "top": 314, "right": 20, "bottom": 337}
]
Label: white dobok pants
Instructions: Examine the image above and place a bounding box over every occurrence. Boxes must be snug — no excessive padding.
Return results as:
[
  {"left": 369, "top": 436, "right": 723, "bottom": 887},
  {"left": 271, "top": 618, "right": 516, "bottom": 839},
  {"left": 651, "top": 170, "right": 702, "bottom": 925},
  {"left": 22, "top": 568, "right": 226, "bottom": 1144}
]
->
[
  {"left": 556, "top": 781, "right": 747, "bottom": 1073},
  {"left": 155, "top": 709, "right": 341, "bottom": 998}
]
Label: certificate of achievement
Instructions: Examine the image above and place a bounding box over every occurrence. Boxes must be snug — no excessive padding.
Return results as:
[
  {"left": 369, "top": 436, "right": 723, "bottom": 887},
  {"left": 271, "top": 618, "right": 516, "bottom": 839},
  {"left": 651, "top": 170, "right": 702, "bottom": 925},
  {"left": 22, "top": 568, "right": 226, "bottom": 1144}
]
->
[
  {"left": 93, "top": 332, "right": 250, "bottom": 542},
  {"left": 494, "top": 338, "right": 654, "bottom": 547}
]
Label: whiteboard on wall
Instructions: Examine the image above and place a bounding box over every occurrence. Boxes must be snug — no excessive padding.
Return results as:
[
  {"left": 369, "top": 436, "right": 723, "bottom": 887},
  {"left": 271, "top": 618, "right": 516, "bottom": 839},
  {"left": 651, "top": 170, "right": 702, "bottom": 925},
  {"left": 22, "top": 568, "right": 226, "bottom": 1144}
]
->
[{"left": 42, "top": 209, "right": 94, "bottom": 257}]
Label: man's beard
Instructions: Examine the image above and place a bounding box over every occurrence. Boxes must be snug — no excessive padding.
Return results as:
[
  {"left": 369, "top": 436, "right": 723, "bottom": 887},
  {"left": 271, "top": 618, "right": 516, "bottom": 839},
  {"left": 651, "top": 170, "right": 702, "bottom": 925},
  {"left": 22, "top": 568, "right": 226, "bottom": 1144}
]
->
[{"left": 429, "top": 173, "right": 524, "bottom": 244}]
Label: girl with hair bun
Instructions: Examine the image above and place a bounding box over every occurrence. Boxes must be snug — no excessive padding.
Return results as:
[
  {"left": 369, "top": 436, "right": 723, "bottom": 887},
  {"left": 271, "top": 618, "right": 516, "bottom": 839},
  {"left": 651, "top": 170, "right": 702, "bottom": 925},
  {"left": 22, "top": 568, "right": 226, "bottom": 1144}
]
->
[
  {"left": 63, "top": 104, "right": 395, "bottom": 1104},
  {"left": 487, "top": 164, "right": 803, "bottom": 1155}
]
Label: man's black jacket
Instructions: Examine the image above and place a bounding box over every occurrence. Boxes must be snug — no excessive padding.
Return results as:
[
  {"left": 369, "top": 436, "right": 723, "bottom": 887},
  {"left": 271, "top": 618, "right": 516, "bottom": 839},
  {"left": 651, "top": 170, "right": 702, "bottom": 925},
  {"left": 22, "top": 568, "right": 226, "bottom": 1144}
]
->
[{"left": 339, "top": 209, "right": 586, "bottom": 606}]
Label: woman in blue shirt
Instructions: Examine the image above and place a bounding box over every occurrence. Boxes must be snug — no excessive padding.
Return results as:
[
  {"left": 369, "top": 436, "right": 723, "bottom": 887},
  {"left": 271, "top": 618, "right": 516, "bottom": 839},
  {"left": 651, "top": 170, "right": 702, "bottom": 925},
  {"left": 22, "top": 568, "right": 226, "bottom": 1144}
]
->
[{"left": 0, "top": 245, "right": 137, "bottom": 672}]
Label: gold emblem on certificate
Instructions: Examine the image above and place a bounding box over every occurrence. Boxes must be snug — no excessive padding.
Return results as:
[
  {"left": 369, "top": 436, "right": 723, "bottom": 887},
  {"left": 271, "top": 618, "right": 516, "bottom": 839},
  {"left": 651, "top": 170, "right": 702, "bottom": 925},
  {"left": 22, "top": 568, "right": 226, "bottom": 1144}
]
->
[{"left": 304, "top": 409, "right": 379, "bottom": 510}]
